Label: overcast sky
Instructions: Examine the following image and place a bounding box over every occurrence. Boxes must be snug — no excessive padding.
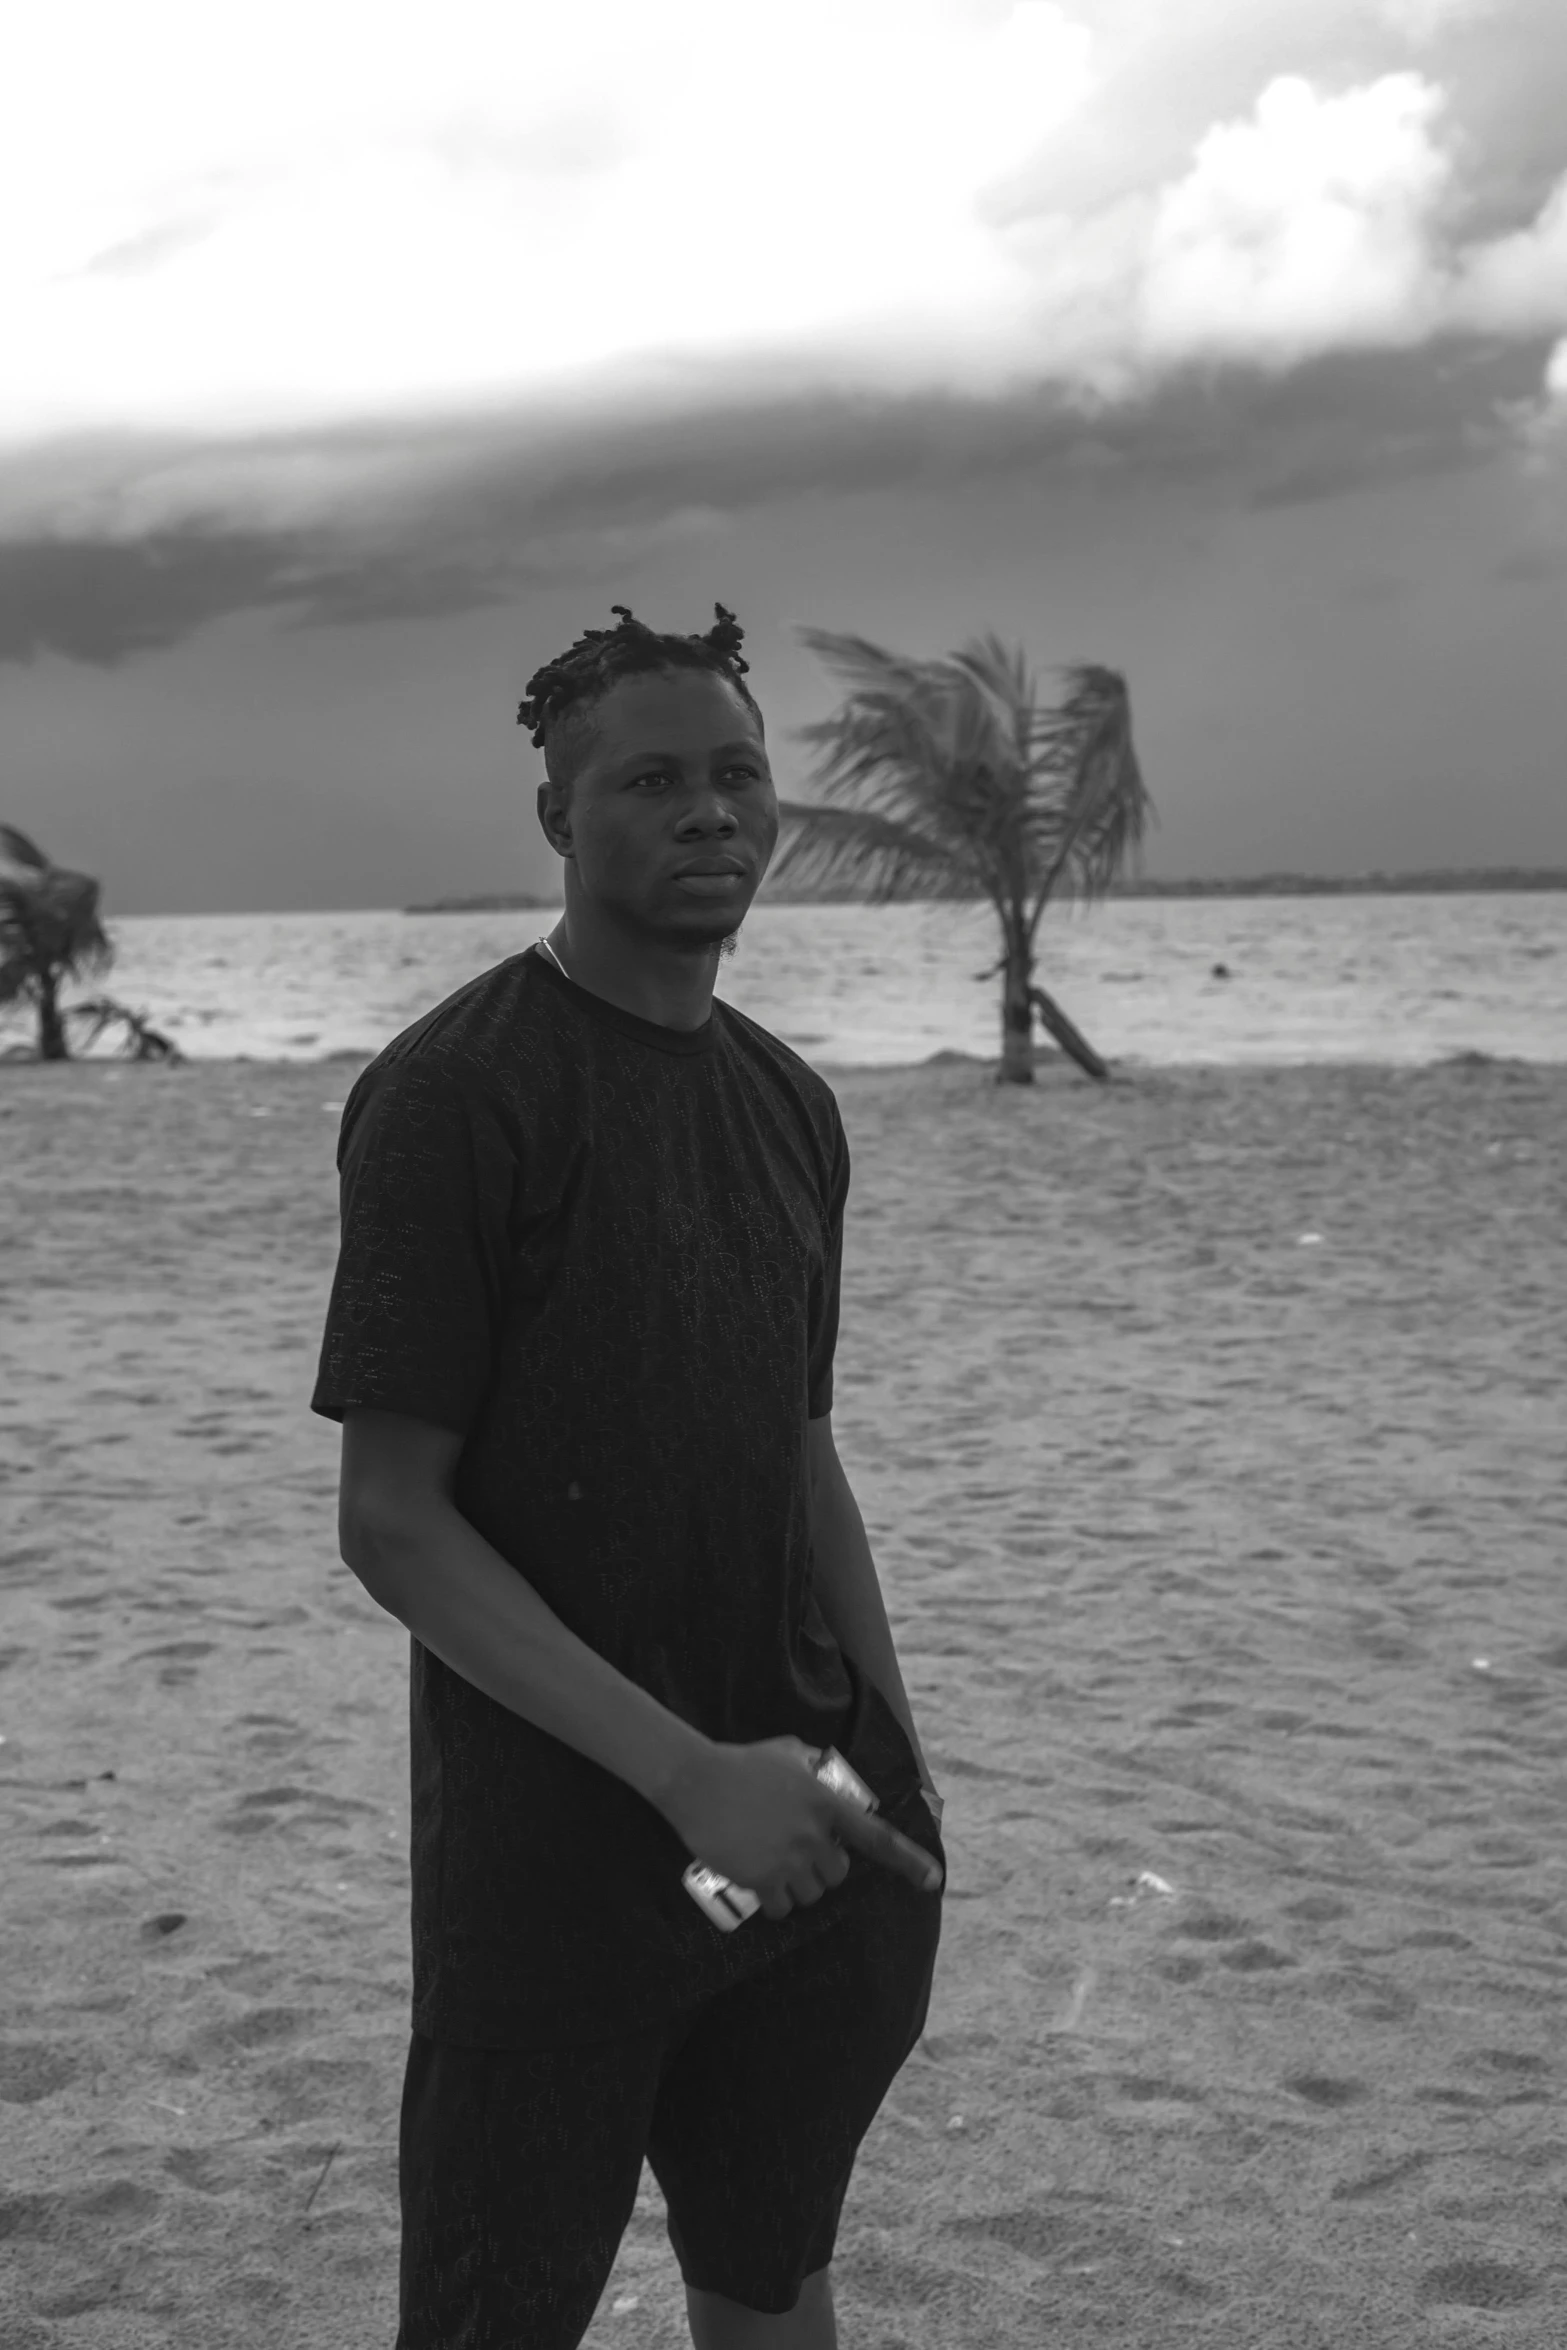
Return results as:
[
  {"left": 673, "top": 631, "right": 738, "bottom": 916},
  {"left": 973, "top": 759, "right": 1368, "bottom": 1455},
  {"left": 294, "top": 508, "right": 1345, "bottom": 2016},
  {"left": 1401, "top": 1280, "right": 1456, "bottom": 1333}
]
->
[{"left": 3, "top": 0, "right": 1565, "bottom": 913}]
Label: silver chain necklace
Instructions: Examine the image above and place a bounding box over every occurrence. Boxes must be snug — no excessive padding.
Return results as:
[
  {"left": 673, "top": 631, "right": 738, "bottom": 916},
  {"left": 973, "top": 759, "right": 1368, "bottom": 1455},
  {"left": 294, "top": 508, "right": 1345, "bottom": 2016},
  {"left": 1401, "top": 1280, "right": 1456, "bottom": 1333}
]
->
[{"left": 536, "top": 936, "right": 572, "bottom": 982}]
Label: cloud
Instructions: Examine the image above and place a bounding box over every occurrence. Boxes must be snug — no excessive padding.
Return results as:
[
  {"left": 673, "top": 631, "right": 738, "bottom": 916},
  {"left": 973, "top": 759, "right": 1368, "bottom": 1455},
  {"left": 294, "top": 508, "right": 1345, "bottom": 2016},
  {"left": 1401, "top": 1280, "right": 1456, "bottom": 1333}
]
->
[
  {"left": 1374, "top": 0, "right": 1497, "bottom": 39},
  {"left": 6, "top": 13, "right": 1561, "bottom": 453},
  {"left": 1504, "top": 332, "right": 1567, "bottom": 471},
  {"left": 1, "top": 335, "right": 1549, "bottom": 666},
  {"left": 1135, "top": 74, "right": 1452, "bottom": 366},
  {"left": 7, "top": 2, "right": 1565, "bottom": 450},
  {"left": 1, "top": 0, "right": 1096, "bottom": 442},
  {"left": 1451, "top": 172, "right": 1567, "bottom": 331},
  {"left": 80, "top": 211, "right": 226, "bottom": 281},
  {"left": 0, "top": 528, "right": 314, "bottom": 664},
  {"left": 3, "top": 0, "right": 1566, "bottom": 666}
]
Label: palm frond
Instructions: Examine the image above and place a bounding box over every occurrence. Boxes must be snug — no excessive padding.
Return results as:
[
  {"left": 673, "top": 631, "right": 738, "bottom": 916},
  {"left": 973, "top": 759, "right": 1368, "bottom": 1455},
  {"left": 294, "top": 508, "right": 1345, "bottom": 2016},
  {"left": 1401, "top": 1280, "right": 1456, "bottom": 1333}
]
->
[
  {"left": 1023, "top": 665, "right": 1154, "bottom": 926},
  {"left": 0, "top": 866, "right": 114, "bottom": 981},
  {"left": 948, "top": 632, "right": 1038, "bottom": 766},
  {"left": 787, "top": 629, "right": 1035, "bottom": 904},
  {"left": 0, "top": 952, "right": 34, "bottom": 1006},
  {"left": 783, "top": 627, "right": 1152, "bottom": 937},
  {"left": 0, "top": 824, "right": 50, "bottom": 873},
  {"left": 767, "top": 799, "right": 985, "bottom": 903},
  {"left": 62, "top": 996, "right": 182, "bottom": 1061}
]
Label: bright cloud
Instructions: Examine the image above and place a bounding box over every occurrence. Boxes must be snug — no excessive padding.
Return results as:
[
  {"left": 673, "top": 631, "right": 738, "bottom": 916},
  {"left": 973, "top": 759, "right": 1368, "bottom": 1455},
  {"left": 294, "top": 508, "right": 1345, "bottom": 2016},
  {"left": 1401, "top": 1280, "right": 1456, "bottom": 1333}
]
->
[
  {"left": 1, "top": 0, "right": 1095, "bottom": 439},
  {"left": 2, "top": 0, "right": 1565, "bottom": 508},
  {"left": 1374, "top": 0, "right": 1497, "bottom": 40},
  {"left": 1509, "top": 332, "right": 1567, "bottom": 468},
  {"left": 1136, "top": 74, "right": 1451, "bottom": 364},
  {"left": 1452, "top": 172, "right": 1567, "bottom": 331}
]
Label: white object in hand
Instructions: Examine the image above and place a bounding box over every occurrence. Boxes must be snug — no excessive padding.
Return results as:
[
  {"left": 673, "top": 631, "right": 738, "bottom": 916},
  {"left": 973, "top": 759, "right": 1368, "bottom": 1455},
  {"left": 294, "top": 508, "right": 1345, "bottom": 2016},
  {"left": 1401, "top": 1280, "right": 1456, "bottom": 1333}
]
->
[{"left": 682, "top": 1749, "right": 879, "bottom": 1932}]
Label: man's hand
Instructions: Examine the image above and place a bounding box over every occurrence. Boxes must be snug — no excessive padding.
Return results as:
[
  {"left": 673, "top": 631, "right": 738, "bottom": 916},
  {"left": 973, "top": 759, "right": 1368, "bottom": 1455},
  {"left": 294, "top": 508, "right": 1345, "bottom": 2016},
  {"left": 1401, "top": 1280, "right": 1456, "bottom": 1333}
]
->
[{"left": 662, "top": 1737, "right": 944, "bottom": 1921}]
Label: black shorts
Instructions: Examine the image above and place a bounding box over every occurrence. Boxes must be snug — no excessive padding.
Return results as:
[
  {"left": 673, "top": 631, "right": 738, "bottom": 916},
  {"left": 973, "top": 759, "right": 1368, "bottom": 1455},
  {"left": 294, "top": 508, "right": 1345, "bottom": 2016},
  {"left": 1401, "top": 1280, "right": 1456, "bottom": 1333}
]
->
[{"left": 395, "top": 1790, "right": 944, "bottom": 2349}]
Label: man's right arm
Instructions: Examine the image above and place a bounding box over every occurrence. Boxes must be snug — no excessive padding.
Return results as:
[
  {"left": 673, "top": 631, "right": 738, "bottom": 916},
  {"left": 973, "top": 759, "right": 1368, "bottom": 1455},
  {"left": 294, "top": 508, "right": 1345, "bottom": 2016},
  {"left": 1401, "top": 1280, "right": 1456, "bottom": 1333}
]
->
[
  {"left": 339, "top": 1407, "right": 943, "bottom": 1911},
  {"left": 338, "top": 1406, "right": 715, "bottom": 1819}
]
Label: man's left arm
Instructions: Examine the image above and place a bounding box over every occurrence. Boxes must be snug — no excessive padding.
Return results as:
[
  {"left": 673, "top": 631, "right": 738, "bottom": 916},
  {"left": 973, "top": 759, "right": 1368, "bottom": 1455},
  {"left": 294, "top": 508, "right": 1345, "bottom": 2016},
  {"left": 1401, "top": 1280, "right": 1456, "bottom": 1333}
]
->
[{"left": 806, "top": 1415, "right": 942, "bottom": 1817}]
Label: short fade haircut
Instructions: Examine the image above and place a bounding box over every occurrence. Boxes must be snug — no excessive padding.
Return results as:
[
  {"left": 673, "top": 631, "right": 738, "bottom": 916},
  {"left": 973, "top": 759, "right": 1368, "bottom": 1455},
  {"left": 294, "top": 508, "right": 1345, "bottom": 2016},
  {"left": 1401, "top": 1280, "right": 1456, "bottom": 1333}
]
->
[{"left": 518, "top": 603, "right": 764, "bottom": 790}]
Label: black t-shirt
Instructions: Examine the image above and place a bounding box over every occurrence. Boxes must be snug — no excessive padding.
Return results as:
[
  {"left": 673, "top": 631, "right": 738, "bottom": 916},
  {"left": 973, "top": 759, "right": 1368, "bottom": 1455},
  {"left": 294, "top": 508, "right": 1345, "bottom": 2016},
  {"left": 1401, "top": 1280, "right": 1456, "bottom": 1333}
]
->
[{"left": 310, "top": 943, "right": 922, "bottom": 2046}]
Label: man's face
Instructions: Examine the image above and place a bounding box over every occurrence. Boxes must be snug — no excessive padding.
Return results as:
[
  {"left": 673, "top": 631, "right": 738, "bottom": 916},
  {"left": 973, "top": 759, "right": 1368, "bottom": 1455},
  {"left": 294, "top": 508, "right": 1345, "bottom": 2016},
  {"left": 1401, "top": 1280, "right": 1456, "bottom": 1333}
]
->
[{"left": 540, "top": 668, "right": 779, "bottom": 949}]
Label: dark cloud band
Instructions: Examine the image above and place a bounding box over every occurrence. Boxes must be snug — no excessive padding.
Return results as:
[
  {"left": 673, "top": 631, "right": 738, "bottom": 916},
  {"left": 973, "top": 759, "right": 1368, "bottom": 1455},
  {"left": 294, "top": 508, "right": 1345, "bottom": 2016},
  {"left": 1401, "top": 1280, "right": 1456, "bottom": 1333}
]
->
[{"left": 0, "top": 337, "right": 1551, "bottom": 668}]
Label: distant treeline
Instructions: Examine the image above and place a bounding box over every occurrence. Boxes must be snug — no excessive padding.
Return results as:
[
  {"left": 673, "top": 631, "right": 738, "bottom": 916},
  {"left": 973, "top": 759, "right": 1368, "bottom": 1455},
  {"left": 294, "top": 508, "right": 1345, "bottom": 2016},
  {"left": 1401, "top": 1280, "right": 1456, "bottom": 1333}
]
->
[
  {"left": 1108, "top": 867, "right": 1567, "bottom": 898},
  {"left": 406, "top": 867, "right": 1567, "bottom": 913}
]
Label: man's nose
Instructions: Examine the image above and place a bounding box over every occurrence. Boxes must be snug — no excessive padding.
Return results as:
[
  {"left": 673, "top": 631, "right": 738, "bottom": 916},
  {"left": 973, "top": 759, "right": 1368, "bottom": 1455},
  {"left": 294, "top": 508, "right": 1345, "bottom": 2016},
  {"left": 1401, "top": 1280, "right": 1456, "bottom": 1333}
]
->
[{"left": 677, "top": 790, "right": 739, "bottom": 832}]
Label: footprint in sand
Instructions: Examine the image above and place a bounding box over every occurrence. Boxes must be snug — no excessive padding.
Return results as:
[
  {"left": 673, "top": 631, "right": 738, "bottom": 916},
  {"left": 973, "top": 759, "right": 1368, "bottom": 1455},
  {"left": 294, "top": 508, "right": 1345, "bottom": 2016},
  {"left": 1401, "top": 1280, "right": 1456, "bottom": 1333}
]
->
[
  {"left": 1464, "top": 2048, "right": 1549, "bottom": 2077},
  {"left": 260, "top": 2051, "right": 379, "bottom": 2127},
  {"left": 218, "top": 1786, "right": 310, "bottom": 1835},
  {"left": 1282, "top": 1893, "right": 1352, "bottom": 1924},
  {"left": 194, "top": 2006, "right": 317, "bottom": 2056},
  {"left": 37, "top": 2276, "right": 128, "bottom": 2323},
  {"left": 1174, "top": 1910, "right": 1250, "bottom": 1942},
  {"left": 0, "top": 2043, "right": 79, "bottom": 2103},
  {"left": 3, "top": 2178, "right": 161, "bottom": 2234},
  {"left": 6, "top": 2180, "right": 164, "bottom": 2325},
  {"left": 1420, "top": 2258, "right": 1538, "bottom": 2309},
  {"left": 1283, "top": 2073, "right": 1368, "bottom": 2108},
  {"left": 1447, "top": 2049, "right": 1553, "bottom": 2106},
  {"left": 1220, "top": 1939, "right": 1296, "bottom": 1972},
  {"left": 163, "top": 2146, "right": 253, "bottom": 2196},
  {"left": 1157, "top": 1955, "right": 1205, "bottom": 1983},
  {"left": 1115, "top": 2076, "right": 1206, "bottom": 2106},
  {"left": 134, "top": 1639, "right": 216, "bottom": 1688},
  {"left": 1330, "top": 2151, "right": 1434, "bottom": 2201},
  {"left": 946, "top": 2205, "right": 1140, "bottom": 2266},
  {"left": 1354, "top": 1985, "right": 1419, "bottom": 2023}
]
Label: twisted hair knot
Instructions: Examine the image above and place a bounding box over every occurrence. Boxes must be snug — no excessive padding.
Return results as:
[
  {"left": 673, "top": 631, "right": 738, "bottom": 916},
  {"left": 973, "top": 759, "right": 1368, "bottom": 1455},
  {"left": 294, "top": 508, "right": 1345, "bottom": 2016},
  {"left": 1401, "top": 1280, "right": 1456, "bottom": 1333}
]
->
[{"left": 518, "top": 602, "right": 757, "bottom": 752}]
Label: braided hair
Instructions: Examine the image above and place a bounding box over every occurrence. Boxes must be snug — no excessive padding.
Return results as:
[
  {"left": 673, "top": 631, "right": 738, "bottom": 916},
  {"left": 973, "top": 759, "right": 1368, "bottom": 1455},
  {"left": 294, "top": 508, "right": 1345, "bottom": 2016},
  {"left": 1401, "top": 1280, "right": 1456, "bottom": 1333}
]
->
[{"left": 518, "top": 603, "right": 763, "bottom": 784}]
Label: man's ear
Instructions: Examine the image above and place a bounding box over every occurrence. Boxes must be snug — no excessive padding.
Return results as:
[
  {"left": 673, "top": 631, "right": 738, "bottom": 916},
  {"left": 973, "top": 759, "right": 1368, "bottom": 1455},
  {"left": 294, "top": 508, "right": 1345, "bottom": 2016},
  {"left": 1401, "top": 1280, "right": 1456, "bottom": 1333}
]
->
[{"left": 536, "top": 777, "right": 572, "bottom": 854}]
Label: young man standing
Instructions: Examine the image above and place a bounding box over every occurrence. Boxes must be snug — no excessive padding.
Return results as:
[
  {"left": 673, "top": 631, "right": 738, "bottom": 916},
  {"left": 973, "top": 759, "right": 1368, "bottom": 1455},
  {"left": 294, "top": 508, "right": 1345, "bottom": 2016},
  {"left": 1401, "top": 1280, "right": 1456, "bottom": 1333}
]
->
[{"left": 312, "top": 604, "right": 946, "bottom": 2349}]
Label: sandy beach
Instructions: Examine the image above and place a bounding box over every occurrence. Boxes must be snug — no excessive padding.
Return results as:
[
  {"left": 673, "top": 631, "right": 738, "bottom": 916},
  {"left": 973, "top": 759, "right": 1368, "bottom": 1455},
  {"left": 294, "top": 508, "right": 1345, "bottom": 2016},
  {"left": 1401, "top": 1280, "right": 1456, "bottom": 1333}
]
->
[{"left": 2, "top": 1048, "right": 1563, "bottom": 2349}]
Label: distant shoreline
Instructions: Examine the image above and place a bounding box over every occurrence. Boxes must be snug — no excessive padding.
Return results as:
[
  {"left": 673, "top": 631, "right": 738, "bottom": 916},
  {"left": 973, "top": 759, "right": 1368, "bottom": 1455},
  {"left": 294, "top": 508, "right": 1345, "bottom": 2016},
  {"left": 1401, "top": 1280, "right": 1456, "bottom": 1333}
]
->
[
  {"left": 403, "top": 893, "right": 564, "bottom": 912},
  {"left": 405, "top": 867, "right": 1567, "bottom": 913}
]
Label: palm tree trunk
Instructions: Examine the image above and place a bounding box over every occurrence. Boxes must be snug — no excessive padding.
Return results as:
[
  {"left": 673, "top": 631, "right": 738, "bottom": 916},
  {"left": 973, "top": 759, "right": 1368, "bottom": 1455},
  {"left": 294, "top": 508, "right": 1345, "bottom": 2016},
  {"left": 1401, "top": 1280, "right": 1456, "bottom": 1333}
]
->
[
  {"left": 998, "top": 942, "right": 1034, "bottom": 1085},
  {"left": 36, "top": 972, "right": 70, "bottom": 1061}
]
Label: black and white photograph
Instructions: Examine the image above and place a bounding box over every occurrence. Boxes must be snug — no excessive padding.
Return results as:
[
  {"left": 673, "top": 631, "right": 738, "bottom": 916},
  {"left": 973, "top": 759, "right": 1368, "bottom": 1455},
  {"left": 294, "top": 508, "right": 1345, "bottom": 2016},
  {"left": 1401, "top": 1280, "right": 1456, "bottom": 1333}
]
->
[{"left": 2, "top": 3, "right": 1564, "bottom": 2344}]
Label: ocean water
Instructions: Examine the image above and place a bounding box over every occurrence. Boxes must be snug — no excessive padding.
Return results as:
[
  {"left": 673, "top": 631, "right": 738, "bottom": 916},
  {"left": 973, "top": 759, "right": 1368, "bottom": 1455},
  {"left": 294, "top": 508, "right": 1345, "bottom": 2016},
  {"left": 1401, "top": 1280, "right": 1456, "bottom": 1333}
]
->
[{"left": 14, "top": 893, "right": 1565, "bottom": 1070}]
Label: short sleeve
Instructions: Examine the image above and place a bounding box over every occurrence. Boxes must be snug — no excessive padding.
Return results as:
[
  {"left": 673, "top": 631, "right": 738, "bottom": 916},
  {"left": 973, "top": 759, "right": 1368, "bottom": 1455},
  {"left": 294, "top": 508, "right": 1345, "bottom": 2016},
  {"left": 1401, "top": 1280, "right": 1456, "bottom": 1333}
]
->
[
  {"left": 805, "top": 1102, "right": 851, "bottom": 1421},
  {"left": 310, "top": 1058, "right": 516, "bottom": 1433}
]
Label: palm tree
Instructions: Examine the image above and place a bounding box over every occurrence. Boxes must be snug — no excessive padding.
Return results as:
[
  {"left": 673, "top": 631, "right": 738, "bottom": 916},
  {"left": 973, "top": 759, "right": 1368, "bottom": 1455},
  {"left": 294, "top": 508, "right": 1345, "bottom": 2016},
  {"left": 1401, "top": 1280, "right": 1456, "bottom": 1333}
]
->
[
  {"left": 767, "top": 631, "right": 1152, "bottom": 1083},
  {"left": 0, "top": 826, "right": 180, "bottom": 1062}
]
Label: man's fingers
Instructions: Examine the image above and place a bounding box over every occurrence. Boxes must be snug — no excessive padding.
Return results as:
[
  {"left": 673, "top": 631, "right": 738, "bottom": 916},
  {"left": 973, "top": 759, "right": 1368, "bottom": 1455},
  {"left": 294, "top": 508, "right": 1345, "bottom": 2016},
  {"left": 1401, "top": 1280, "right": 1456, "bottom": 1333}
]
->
[{"left": 826, "top": 1795, "right": 943, "bottom": 1890}]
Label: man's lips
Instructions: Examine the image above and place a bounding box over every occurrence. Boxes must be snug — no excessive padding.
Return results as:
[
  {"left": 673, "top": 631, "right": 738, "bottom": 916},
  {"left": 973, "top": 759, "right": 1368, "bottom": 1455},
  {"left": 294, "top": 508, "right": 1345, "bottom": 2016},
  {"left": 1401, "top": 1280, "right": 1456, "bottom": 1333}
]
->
[{"left": 672, "top": 861, "right": 747, "bottom": 880}]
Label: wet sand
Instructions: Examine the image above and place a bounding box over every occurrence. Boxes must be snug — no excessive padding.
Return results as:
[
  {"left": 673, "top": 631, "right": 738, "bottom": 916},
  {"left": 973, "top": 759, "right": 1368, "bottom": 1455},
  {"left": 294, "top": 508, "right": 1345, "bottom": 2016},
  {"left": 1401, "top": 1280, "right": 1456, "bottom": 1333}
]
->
[{"left": 1, "top": 1051, "right": 1563, "bottom": 2348}]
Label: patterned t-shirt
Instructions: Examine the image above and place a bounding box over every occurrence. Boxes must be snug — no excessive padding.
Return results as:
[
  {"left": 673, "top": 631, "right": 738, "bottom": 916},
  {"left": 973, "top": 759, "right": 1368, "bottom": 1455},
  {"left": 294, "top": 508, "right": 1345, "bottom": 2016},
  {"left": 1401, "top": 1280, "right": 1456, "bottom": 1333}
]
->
[{"left": 310, "top": 943, "right": 923, "bottom": 2046}]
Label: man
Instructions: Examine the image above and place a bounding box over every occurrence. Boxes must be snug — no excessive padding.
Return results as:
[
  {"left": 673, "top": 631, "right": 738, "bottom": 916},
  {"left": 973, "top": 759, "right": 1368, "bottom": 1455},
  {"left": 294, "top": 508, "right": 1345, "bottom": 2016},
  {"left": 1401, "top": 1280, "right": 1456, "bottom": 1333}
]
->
[{"left": 312, "top": 603, "right": 946, "bottom": 2350}]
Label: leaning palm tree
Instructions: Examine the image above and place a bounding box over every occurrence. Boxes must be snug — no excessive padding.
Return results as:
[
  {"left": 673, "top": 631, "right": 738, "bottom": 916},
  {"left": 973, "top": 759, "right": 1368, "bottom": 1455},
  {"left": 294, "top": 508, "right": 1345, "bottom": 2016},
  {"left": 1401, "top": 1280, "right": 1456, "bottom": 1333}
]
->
[
  {"left": 0, "top": 826, "right": 180, "bottom": 1062},
  {"left": 768, "top": 631, "right": 1152, "bottom": 1083}
]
